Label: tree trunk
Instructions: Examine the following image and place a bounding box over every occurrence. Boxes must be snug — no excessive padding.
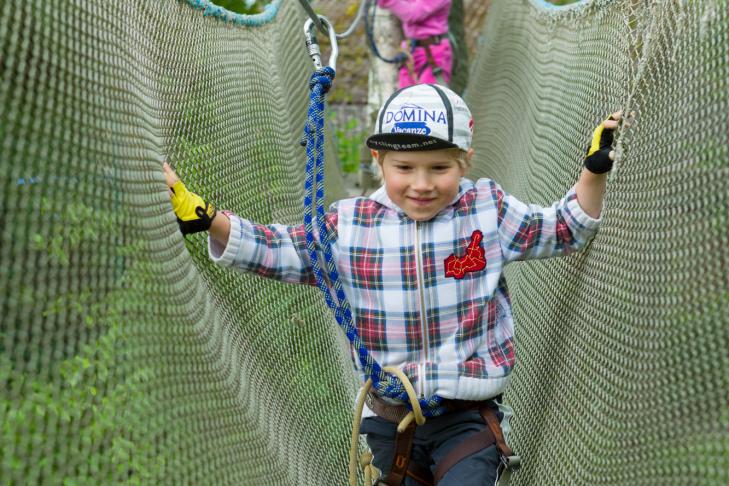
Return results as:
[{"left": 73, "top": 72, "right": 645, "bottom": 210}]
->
[
  {"left": 367, "top": 7, "right": 401, "bottom": 115},
  {"left": 359, "top": 5, "right": 401, "bottom": 192},
  {"left": 449, "top": 0, "right": 469, "bottom": 95}
]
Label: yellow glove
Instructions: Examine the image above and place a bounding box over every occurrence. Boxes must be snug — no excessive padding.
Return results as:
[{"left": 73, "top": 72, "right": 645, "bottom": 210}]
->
[
  {"left": 584, "top": 115, "right": 618, "bottom": 174},
  {"left": 170, "top": 180, "right": 216, "bottom": 235}
]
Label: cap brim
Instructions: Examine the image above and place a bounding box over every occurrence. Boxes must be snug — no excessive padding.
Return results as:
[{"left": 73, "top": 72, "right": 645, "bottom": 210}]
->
[{"left": 366, "top": 133, "right": 458, "bottom": 152}]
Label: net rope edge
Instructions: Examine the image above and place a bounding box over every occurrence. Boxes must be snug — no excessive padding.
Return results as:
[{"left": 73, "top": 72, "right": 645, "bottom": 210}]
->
[
  {"left": 528, "top": 0, "right": 620, "bottom": 16},
  {"left": 184, "top": 0, "right": 283, "bottom": 26}
]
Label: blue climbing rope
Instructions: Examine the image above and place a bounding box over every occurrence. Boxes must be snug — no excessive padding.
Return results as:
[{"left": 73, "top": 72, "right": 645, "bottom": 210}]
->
[{"left": 301, "top": 20, "right": 444, "bottom": 417}]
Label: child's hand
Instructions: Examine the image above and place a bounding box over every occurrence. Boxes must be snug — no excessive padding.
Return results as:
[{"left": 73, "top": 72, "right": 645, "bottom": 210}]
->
[
  {"left": 584, "top": 111, "right": 622, "bottom": 174},
  {"left": 163, "top": 161, "right": 181, "bottom": 196},
  {"left": 163, "top": 162, "right": 216, "bottom": 235}
]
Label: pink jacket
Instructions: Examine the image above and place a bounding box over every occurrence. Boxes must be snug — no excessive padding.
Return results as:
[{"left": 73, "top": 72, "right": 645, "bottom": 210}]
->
[{"left": 377, "top": 0, "right": 451, "bottom": 40}]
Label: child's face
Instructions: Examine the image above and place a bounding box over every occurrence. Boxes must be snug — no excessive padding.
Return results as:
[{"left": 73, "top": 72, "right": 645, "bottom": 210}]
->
[{"left": 377, "top": 149, "right": 468, "bottom": 221}]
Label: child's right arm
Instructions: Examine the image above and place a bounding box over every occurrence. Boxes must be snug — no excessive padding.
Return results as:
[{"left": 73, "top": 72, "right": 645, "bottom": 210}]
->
[
  {"left": 210, "top": 215, "right": 338, "bottom": 285},
  {"left": 208, "top": 211, "right": 231, "bottom": 248},
  {"left": 163, "top": 162, "right": 336, "bottom": 285},
  {"left": 164, "top": 162, "right": 230, "bottom": 246}
]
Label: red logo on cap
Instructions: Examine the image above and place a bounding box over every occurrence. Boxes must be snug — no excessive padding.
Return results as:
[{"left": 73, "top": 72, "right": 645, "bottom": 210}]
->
[{"left": 468, "top": 118, "right": 474, "bottom": 132}]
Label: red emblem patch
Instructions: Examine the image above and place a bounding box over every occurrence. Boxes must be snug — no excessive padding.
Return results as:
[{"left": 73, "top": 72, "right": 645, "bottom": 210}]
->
[{"left": 444, "top": 230, "right": 486, "bottom": 279}]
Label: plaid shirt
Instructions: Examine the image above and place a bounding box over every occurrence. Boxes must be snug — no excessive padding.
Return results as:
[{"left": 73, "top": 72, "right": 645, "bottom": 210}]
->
[{"left": 209, "top": 178, "right": 600, "bottom": 406}]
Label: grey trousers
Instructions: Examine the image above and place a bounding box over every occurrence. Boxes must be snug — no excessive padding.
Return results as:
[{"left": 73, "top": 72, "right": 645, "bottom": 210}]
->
[{"left": 361, "top": 408, "right": 500, "bottom": 486}]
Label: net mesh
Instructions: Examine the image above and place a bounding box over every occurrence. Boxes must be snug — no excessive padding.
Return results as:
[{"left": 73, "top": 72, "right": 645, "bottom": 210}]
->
[
  {"left": 1, "top": 1, "right": 353, "bottom": 484},
  {"left": 1, "top": 0, "right": 727, "bottom": 484},
  {"left": 467, "top": 1, "right": 728, "bottom": 484}
]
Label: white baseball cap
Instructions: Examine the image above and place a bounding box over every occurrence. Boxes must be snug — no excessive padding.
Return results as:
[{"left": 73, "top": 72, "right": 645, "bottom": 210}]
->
[{"left": 366, "top": 84, "right": 473, "bottom": 152}]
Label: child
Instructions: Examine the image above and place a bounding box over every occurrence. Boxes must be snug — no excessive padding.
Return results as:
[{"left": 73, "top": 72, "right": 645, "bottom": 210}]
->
[
  {"left": 164, "top": 84, "right": 619, "bottom": 485},
  {"left": 376, "top": 0, "right": 453, "bottom": 88}
]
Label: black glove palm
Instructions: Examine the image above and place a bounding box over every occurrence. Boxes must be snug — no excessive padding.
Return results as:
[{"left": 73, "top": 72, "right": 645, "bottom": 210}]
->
[
  {"left": 584, "top": 116, "right": 617, "bottom": 174},
  {"left": 170, "top": 180, "right": 216, "bottom": 235}
]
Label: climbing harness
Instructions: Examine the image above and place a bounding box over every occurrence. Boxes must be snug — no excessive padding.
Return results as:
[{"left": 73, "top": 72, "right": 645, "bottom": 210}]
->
[
  {"left": 351, "top": 368, "right": 426, "bottom": 486},
  {"left": 404, "top": 35, "right": 448, "bottom": 86},
  {"left": 366, "top": 395, "right": 519, "bottom": 486},
  {"left": 364, "top": 0, "right": 450, "bottom": 86}
]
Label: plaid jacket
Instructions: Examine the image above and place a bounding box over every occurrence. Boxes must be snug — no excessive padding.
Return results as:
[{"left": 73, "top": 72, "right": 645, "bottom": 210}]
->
[{"left": 209, "top": 178, "right": 600, "bottom": 405}]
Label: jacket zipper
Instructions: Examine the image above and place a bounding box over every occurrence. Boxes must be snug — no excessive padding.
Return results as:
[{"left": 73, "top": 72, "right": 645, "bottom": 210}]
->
[{"left": 414, "top": 221, "right": 429, "bottom": 399}]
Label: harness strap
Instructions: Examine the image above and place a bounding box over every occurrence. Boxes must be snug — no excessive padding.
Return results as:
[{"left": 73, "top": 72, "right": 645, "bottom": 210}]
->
[
  {"left": 432, "top": 428, "right": 496, "bottom": 484},
  {"left": 377, "top": 423, "right": 435, "bottom": 486},
  {"left": 380, "top": 422, "right": 416, "bottom": 486},
  {"left": 371, "top": 399, "right": 513, "bottom": 486},
  {"left": 399, "top": 33, "right": 448, "bottom": 86},
  {"left": 413, "top": 34, "right": 446, "bottom": 47},
  {"left": 480, "top": 405, "right": 514, "bottom": 458},
  {"left": 421, "top": 43, "right": 446, "bottom": 85},
  {"left": 405, "top": 462, "right": 434, "bottom": 486},
  {"left": 405, "top": 35, "right": 447, "bottom": 85},
  {"left": 367, "top": 392, "right": 412, "bottom": 424},
  {"left": 403, "top": 50, "right": 419, "bottom": 85}
]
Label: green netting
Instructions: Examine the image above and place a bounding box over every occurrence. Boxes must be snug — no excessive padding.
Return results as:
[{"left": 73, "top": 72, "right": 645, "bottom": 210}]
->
[
  {"left": 1, "top": 1, "right": 352, "bottom": 484},
  {"left": 1, "top": 0, "right": 727, "bottom": 485},
  {"left": 466, "top": 1, "right": 728, "bottom": 484}
]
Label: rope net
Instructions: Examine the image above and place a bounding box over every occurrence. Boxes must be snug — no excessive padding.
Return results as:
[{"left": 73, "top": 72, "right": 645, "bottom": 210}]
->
[
  {"left": 467, "top": 1, "right": 728, "bottom": 484},
  {"left": 0, "top": 0, "right": 727, "bottom": 484},
  {"left": 1, "top": 1, "right": 353, "bottom": 484}
]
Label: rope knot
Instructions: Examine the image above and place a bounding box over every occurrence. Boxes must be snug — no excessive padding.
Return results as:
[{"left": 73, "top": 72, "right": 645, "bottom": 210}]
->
[{"left": 309, "top": 67, "right": 336, "bottom": 93}]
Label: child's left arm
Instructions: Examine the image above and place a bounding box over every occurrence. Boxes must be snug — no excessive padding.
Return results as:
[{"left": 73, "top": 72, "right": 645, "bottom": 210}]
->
[
  {"left": 495, "top": 112, "right": 621, "bottom": 262},
  {"left": 574, "top": 111, "right": 621, "bottom": 218},
  {"left": 163, "top": 162, "right": 338, "bottom": 285}
]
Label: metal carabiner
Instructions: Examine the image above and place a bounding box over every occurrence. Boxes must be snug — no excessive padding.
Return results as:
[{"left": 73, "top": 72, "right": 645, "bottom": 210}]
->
[{"left": 303, "top": 15, "right": 338, "bottom": 72}]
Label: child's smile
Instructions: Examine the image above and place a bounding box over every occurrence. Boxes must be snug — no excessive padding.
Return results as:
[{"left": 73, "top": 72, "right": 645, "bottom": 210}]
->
[{"left": 379, "top": 148, "right": 467, "bottom": 221}]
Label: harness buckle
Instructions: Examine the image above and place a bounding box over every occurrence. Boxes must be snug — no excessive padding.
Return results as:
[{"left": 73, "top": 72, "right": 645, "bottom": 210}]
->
[
  {"left": 303, "top": 15, "right": 338, "bottom": 72},
  {"left": 502, "top": 454, "right": 521, "bottom": 470}
]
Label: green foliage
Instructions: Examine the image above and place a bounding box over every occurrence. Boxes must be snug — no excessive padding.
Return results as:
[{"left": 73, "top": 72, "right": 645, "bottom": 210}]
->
[
  {"left": 1, "top": 256, "right": 163, "bottom": 483},
  {"left": 2, "top": 188, "right": 168, "bottom": 482},
  {"left": 32, "top": 197, "right": 118, "bottom": 267},
  {"left": 211, "top": 0, "right": 268, "bottom": 15},
  {"left": 331, "top": 114, "right": 367, "bottom": 174},
  {"left": 172, "top": 137, "right": 214, "bottom": 179}
]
